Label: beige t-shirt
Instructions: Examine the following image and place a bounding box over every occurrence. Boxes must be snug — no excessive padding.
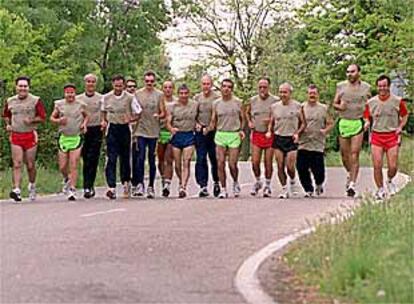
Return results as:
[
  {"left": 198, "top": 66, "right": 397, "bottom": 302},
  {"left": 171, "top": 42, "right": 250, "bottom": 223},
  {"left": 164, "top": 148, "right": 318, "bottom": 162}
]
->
[
  {"left": 299, "top": 102, "right": 328, "bottom": 152},
  {"left": 214, "top": 97, "right": 242, "bottom": 132},
  {"left": 336, "top": 80, "right": 371, "bottom": 119},
  {"left": 160, "top": 96, "right": 177, "bottom": 130},
  {"left": 133, "top": 88, "right": 164, "bottom": 138},
  {"left": 248, "top": 94, "right": 280, "bottom": 133},
  {"left": 367, "top": 94, "right": 402, "bottom": 132},
  {"left": 54, "top": 99, "right": 86, "bottom": 136},
  {"left": 170, "top": 100, "right": 198, "bottom": 132},
  {"left": 194, "top": 90, "right": 220, "bottom": 126},
  {"left": 77, "top": 92, "right": 103, "bottom": 127},
  {"left": 6, "top": 93, "right": 39, "bottom": 133},
  {"left": 271, "top": 100, "right": 302, "bottom": 136},
  {"left": 103, "top": 91, "right": 137, "bottom": 125}
]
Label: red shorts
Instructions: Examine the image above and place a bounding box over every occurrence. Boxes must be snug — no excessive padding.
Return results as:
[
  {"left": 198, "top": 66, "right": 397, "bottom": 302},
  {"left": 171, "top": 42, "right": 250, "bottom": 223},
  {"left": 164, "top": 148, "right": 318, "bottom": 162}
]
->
[
  {"left": 371, "top": 131, "right": 399, "bottom": 151},
  {"left": 10, "top": 131, "right": 37, "bottom": 151},
  {"left": 251, "top": 131, "right": 273, "bottom": 148}
]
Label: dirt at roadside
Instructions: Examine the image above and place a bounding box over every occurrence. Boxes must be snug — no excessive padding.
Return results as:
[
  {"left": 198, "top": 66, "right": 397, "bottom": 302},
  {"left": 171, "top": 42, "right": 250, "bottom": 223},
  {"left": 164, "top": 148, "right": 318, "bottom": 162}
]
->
[{"left": 258, "top": 248, "right": 343, "bottom": 304}]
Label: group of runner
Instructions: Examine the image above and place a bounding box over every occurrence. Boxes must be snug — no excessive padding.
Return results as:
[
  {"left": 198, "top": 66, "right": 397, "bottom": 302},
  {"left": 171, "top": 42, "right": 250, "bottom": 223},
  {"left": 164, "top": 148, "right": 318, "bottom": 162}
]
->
[{"left": 3, "top": 64, "right": 408, "bottom": 202}]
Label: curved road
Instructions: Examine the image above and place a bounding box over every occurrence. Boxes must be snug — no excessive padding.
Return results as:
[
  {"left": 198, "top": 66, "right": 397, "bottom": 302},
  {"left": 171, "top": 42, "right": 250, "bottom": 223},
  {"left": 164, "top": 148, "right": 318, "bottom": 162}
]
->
[{"left": 0, "top": 163, "right": 407, "bottom": 303}]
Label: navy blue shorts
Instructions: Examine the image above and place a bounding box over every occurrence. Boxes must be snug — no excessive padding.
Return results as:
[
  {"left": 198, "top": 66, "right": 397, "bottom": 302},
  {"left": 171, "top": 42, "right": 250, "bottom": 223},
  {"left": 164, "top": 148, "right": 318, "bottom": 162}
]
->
[{"left": 171, "top": 131, "right": 195, "bottom": 149}]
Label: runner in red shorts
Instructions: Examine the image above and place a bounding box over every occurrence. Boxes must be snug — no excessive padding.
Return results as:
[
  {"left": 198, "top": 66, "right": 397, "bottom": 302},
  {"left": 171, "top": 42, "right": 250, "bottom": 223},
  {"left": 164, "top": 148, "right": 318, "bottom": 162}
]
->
[
  {"left": 245, "top": 77, "right": 279, "bottom": 197},
  {"left": 2, "top": 76, "right": 46, "bottom": 202},
  {"left": 365, "top": 75, "right": 408, "bottom": 200}
]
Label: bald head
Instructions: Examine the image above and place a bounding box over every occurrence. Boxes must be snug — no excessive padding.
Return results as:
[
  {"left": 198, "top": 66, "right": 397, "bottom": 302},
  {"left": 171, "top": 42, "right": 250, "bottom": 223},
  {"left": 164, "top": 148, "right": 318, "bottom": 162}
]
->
[{"left": 278, "top": 82, "right": 293, "bottom": 102}]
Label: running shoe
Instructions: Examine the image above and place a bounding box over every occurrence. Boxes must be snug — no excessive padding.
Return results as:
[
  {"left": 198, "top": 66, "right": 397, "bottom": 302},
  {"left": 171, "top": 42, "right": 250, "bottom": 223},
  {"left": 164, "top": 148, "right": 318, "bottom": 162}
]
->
[
  {"left": 250, "top": 181, "right": 263, "bottom": 196},
  {"left": 218, "top": 188, "right": 228, "bottom": 199},
  {"left": 9, "top": 189, "right": 22, "bottom": 202},
  {"left": 62, "top": 177, "right": 70, "bottom": 195},
  {"left": 106, "top": 188, "right": 116, "bottom": 200},
  {"left": 387, "top": 180, "right": 397, "bottom": 196},
  {"left": 233, "top": 182, "right": 241, "bottom": 197},
  {"left": 213, "top": 182, "right": 221, "bottom": 198},
  {"left": 278, "top": 186, "right": 289, "bottom": 199},
  {"left": 162, "top": 183, "right": 170, "bottom": 198},
  {"left": 147, "top": 186, "right": 155, "bottom": 199},
  {"left": 84, "top": 188, "right": 93, "bottom": 199},
  {"left": 28, "top": 184, "right": 36, "bottom": 201},
  {"left": 199, "top": 187, "right": 209, "bottom": 198},
  {"left": 374, "top": 187, "right": 386, "bottom": 201},
  {"left": 315, "top": 184, "right": 324, "bottom": 196},
  {"left": 178, "top": 187, "right": 187, "bottom": 198},
  {"left": 263, "top": 186, "right": 272, "bottom": 198},
  {"left": 136, "top": 183, "right": 144, "bottom": 197},
  {"left": 67, "top": 188, "right": 77, "bottom": 201},
  {"left": 122, "top": 183, "right": 130, "bottom": 199},
  {"left": 346, "top": 182, "right": 356, "bottom": 197},
  {"left": 304, "top": 191, "right": 313, "bottom": 198}
]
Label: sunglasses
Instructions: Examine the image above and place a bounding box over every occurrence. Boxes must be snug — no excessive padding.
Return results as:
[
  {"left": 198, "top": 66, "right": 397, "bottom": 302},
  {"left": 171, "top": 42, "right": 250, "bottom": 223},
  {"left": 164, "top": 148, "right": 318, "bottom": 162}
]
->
[
  {"left": 127, "top": 85, "right": 136, "bottom": 88},
  {"left": 145, "top": 80, "right": 155, "bottom": 83}
]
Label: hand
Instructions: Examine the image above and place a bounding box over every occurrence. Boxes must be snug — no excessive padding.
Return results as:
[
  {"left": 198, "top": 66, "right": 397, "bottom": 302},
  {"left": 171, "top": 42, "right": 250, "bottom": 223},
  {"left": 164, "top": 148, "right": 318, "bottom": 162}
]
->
[
  {"left": 202, "top": 127, "right": 209, "bottom": 136},
  {"left": 248, "top": 121, "right": 255, "bottom": 129},
  {"left": 396, "top": 126, "right": 403, "bottom": 134},
  {"left": 6, "top": 124, "right": 12, "bottom": 132},
  {"left": 265, "top": 131, "right": 272, "bottom": 139},
  {"left": 195, "top": 123, "right": 203, "bottom": 132},
  {"left": 171, "top": 127, "right": 179, "bottom": 135},
  {"left": 59, "top": 117, "right": 68, "bottom": 126},
  {"left": 23, "top": 117, "right": 33, "bottom": 125},
  {"left": 153, "top": 113, "right": 159, "bottom": 118},
  {"left": 292, "top": 133, "right": 299, "bottom": 143},
  {"left": 100, "top": 120, "right": 108, "bottom": 131},
  {"left": 123, "top": 114, "right": 131, "bottom": 124},
  {"left": 334, "top": 100, "right": 347, "bottom": 111},
  {"left": 80, "top": 123, "right": 87, "bottom": 134},
  {"left": 239, "top": 130, "right": 245, "bottom": 140},
  {"left": 320, "top": 128, "right": 328, "bottom": 136},
  {"left": 363, "top": 120, "right": 370, "bottom": 132}
]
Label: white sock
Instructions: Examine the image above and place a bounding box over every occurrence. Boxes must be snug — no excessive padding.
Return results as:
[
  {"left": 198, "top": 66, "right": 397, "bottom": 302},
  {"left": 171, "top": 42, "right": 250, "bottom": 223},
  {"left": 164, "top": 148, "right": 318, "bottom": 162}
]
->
[
  {"left": 28, "top": 182, "right": 36, "bottom": 189},
  {"left": 13, "top": 187, "right": 21, "bottom": 194},
  {"left": 265, "top": 179, "right": 271, "bottom": 187},
  {"left": 256, "top": 176, "right": 261, "bottom": 183}
]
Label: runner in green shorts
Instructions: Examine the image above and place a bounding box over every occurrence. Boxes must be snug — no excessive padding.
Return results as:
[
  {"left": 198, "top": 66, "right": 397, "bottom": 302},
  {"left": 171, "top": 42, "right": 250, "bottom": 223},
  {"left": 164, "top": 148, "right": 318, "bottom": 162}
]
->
[
  {"left": 333, "top": 64, "right": 371, "bottom": 197},
  {"left": 210, "top": 79, "right": 245, "bottom": 198},
  {"left": 50, "top": 84, "right": 89, "bottom": 201},
  {"left": 158, "top": 80, "right": 176, "bottom": 196}
]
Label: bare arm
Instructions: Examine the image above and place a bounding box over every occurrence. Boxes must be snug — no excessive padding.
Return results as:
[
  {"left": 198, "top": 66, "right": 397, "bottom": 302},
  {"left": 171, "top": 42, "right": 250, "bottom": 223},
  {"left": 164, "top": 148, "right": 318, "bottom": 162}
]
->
[{"left": 293, "top": 106, "right": 306, "bottom": 142}]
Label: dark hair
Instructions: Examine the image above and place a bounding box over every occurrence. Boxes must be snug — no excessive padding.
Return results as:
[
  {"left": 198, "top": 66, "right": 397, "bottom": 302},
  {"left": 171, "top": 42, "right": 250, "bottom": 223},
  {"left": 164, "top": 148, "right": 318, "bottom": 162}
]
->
[
  {"left": 221, "top": 78, "right": 234, "bottom": 88},
  {"left": 126, "top": 78, "right": 136, "bottom": 84},
  {"left": 177, "top": 83, "right": 189, "bottom": 93},
  {"left": 376, "top": 74, "right": 391, "bottom": 86},
  {"left": 15, "top": 76, "right": 31, "bottom": 86},
  {"left": 63, "top": 83, "right": 76, "bottom": 90},
  {"left": 112, "top": 74, "right": 125, "bottom": 82},
  {"left": 258, "top": 77, "right": 271, "bottom": 85},
  {"left": 349, "top": 63, "right": 361, "bottom": 72},
  {"left": 308, "top": 84, "right": 319, "bottom": 91},
  {"left": 144, "top": 70, "right": 156, "bottom": 79}
]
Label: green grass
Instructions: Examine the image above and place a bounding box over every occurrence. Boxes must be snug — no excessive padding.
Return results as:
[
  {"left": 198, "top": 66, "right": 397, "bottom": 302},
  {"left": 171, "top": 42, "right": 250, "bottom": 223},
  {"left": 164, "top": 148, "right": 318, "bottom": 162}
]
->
[
  {"left": 286, "top": 134, "right": 414, "bottom": 303},
  {"left": 0, "top": 161, "right": 107, "bottom": 199}
]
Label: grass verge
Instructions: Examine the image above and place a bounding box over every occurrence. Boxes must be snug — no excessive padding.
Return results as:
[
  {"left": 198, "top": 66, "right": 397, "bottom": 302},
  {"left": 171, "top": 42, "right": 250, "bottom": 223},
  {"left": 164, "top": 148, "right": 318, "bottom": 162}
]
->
[{"left": 285, "top": 134, "right": 414, "bottom": 303}]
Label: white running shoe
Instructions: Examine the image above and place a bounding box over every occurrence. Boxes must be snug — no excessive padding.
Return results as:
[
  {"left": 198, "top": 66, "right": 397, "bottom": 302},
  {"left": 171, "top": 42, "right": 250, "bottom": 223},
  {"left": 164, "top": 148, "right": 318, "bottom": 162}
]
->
[
  {"left": 263, "top": 186, "right": 272, "bottom": 197},
  {"left": 278, "top": 186, "right": 289, "bottom": 199},
  {"left": 315, "top": 184, "right": 324, "bottom": 196},
  {"left": 28, "top": 184, "right": 36, "bottom": 201},
  {"left": 250, "top": 181, "right": 263, "bottom": 196},
  {"left": 233, "top": 182, "right": 241, "bottom": 197},
  {"left": 374, "top": 188, "right": 386, "bottom": 201},
  {"left": 67, "top": 188, "right": 77, "bottom": 201},
  {"left": 62, "top": 177, "right": 70, "bottom": 195},
  {"left": 289, "top": 180, "right": 299, "bottom": 196},
  {"left": 387, "top": 180, "right": 397, "bottom": 196},
  {"left": 218, "top": 188, "right": 228, "bottom": 199}
]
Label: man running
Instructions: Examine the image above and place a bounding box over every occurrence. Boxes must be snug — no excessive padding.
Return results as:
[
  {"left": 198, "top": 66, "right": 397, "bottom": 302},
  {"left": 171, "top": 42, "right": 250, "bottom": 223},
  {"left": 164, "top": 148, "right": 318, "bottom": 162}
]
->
[
  {"left": 167, "top": 84, "right": 198, "bottom": 198},
  {"left": 102, "top": 74, "right": 141, "bottom": 200},
  {"left": 333, "top": 64, "right": 371, "bottom": 197},
  {"left": 365, "top": 75, "right": 408, "bottom": 200},
  {"left": 50, "top": 84, "right": 89, "bottom": 201},
  {"left": 194, "top": 74, "right": 221, "bottom": 197},
  {"left": 132, "top": 71, "right": 165, "bottom": 198},
  {"left": 3, "top": 76, "right": 46, "bottom": 202},
  {"left": 158, "top": 80, "right": 176, "bottom": 197},
  {"left": 297, "top": 84, "right": 333, "bottom": 197},
  {"left": 77, "top": 74, "right": 104, "bottom": 199},
  {"left": 245, "top": 77, "right": 279, "bottom": 197},
  {"left": 210, "top": 79, "right": 245, "bottom": 198},
  {"left": 125, "top": 79, "right": 137, "bottom": 95},
  {"left": 266, "top": 83, "right": 306, "bottom": 199}
]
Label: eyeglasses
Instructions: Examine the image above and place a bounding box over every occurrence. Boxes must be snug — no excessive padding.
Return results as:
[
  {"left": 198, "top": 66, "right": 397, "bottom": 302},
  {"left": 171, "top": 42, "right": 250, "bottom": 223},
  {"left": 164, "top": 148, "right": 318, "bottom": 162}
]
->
[
  {"left": 145, "top": 80, "right": 155, "bottom": 83},
  {"left": 127, "top": 85, "right": 136, "bottom": 88}
]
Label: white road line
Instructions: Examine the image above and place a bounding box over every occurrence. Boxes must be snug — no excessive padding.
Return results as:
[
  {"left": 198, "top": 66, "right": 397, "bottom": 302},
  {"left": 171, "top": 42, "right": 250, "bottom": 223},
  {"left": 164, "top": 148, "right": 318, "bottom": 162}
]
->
[
  {"left": 235, "top": 228, "right": 314, "bottom": 304},
  {"left": 80, "top": 208, "right": 126, "bottom": 218}
]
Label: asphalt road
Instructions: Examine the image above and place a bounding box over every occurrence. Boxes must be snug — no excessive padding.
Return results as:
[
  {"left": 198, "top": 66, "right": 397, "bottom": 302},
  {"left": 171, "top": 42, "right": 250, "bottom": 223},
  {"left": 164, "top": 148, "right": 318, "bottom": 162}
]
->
[{"left": 0, "top": 163, "right": 405, "bottom": 303}]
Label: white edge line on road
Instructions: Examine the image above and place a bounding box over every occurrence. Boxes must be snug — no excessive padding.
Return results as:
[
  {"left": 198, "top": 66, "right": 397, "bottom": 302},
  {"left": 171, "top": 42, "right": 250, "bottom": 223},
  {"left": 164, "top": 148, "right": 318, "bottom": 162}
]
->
[
  {"left": 234, "top": 228, "right": 314, "bottom": 304},
  {"left": 235, "top": 173, "right": 411, "bottom": 304},
  {"left": 80, "top": 208, "right": 126, "bottom": 218}
]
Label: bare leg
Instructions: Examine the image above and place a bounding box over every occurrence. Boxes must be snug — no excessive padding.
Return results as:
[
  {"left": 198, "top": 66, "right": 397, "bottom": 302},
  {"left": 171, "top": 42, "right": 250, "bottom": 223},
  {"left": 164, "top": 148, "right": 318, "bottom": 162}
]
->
[
  {"left": 68, "top": 147, "right": 82, "bottom": 189},
  {"left": 386, "top": 145, "right": 399, "bottom": 180},
  {"left": 251, "top": 144, "right": 262, "bottom": 179},
  {"left": 216, "top": 146, "right": 227, "bottom": 188},
  {"left": 286, "top": 150, "right": 297, "bottom": 180},
  {"left": 264, "top": 147, "right": 273, "bottom": 180},
  {"left": 349, "top": 133, "right": 364, "bottom": 183},
  {"left": 228, "top": 147, "right": 240, "bottom": 183},
  {"left": 11, "top": 144, "right": 24, "bottom": 189},
  {"left": 339, "top": 136, "right": 351, "bottom": 174},
  {"left": 58, "top": 151, "right": 69, "bottom": 181},
  {"left": 182, "top": 146, "right": 194, "bottom": 189},
  {"left": 164, "top": 144, "right": 174, "bottom": 180},
  {"left": 274, "top": 148, "right": 287, "bottom": 186},
  {"left": 371, "top": 145, "right": 384, "bottom": 188},
  {"left": 24, "top": 145, "right": 38, "bottom": 183},
  {"left": 157, "top": 143, "right": 166, "bottom": 178},
  {"left": 173, "top": 147, "right": 183, "bottom": 186}
]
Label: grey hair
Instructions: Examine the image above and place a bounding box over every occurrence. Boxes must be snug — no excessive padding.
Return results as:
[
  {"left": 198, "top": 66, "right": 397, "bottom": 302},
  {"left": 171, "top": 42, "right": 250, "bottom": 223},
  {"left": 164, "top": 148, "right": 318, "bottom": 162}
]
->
[
  {"left": 279, "top": 82, "right": 293, "bottom": 92},
  {"left": 84, "top": 73, "right": 97, "bottom": 81}
]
